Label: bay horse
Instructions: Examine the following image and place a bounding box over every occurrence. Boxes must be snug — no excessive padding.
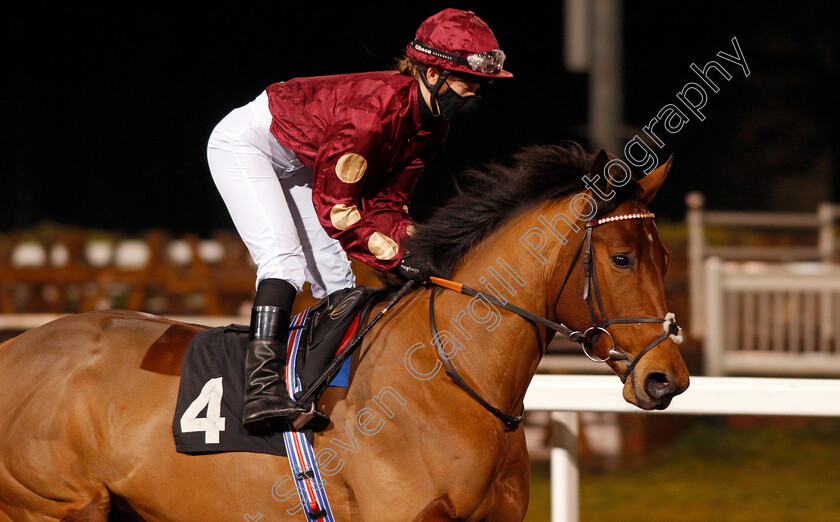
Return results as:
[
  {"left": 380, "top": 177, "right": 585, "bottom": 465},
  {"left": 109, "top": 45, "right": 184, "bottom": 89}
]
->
[{"left": 0, "top": 143, "right": 688, "bottom": 521}]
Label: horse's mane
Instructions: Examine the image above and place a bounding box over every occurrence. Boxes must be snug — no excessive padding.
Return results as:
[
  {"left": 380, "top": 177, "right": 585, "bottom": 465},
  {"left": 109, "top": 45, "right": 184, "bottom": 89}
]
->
[{"left": 398, "top": 141, "right": 641, "bottom": 283}]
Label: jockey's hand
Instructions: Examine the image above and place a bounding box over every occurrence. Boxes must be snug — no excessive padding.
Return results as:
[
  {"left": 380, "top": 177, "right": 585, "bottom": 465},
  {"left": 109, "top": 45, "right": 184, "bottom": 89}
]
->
[{"left": 395, "top": 253, "right": 429, "bottom": 282}]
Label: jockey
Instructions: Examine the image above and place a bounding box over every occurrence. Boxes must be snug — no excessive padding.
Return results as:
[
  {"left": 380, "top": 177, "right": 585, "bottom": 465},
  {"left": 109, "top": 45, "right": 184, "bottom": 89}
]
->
[{"left": 206, "top": 8, "right": 512, "bottom": 433}]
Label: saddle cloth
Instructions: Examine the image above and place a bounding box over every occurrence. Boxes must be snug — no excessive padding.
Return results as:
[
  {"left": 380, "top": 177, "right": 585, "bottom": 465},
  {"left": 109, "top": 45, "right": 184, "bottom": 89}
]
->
[{"left": 171, "top": 286, "right": 379, "bottom": 457}]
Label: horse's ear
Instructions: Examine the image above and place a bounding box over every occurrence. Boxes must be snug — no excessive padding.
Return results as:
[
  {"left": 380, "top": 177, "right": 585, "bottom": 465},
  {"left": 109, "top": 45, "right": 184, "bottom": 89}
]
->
[
  {"left": 638, "top": 155, "right": 673, "bottom": 204},
  {"left": 590, "top": 149, "right": 612, "bottom": 192}
]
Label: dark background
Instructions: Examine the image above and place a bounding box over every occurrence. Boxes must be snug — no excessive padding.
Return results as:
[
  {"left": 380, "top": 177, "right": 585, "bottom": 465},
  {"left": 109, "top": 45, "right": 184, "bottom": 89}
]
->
[{"left": 4, "top": 2, "right": 838, "bottom": 236}]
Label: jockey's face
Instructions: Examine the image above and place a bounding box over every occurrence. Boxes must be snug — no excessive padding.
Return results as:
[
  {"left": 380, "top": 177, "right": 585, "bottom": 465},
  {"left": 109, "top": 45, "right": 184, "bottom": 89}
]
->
[
  {"left": 423, "top": 67, "right": 480, "bottom": 97},
  {"left": 418, "top": 67, "right": 483, "bottom": 123},
  {"left": 442, "top": 74, "right": 480, "bottom": 97}
]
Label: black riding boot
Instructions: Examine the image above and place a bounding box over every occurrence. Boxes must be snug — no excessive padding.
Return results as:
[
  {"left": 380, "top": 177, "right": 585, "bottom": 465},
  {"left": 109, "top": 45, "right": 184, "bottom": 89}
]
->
[{"left": 242, "top": 279, "right": 304, "bottom": 432}]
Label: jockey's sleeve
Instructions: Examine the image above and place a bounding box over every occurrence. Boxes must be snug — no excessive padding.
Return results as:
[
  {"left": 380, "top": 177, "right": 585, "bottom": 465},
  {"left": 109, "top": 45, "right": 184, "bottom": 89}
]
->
[{"left": 311, "top": 110, "right": 418, "bottom": 271}]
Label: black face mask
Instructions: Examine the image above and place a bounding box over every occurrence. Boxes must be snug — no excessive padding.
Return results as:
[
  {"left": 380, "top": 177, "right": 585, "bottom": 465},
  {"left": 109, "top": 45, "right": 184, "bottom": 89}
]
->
[
  {"left": 436, "top": 87, "right": 481, "bottom": 123},
  {"left": 421, "top": 70, "right": 481, "bottom": 123}
]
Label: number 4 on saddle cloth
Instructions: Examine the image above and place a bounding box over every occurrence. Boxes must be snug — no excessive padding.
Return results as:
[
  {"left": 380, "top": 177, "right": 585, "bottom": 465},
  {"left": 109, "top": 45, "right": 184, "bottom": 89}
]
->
[{"left": 159, "top": 286, "right": 381, "bottom": 457}]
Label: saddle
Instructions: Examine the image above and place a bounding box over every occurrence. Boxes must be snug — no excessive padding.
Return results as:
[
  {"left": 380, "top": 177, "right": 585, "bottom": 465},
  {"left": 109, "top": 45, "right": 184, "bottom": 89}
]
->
[
  {"left": 154, "top": 286, "right": 381, "bottom": 457},
  {"left": 290, "top": 286, "right": 382, "bottom": 419}
]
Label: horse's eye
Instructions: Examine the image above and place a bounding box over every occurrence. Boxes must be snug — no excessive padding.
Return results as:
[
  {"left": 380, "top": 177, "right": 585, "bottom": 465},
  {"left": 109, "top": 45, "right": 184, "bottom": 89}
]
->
[{"left": 612, "top": 254, "right": 634, "bottom": 269}]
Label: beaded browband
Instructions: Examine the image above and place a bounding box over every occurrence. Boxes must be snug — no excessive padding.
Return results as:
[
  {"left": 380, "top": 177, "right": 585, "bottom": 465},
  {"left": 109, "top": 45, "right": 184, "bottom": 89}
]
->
[{"left": 589, "top": 212, "right": 655, "bottom": 227}]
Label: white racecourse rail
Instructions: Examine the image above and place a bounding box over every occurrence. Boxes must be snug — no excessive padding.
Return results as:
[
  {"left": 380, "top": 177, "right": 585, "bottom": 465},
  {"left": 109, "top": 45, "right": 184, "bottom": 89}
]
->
[{"left": 523, "top": 374, "right": 840, "bottom": 522}]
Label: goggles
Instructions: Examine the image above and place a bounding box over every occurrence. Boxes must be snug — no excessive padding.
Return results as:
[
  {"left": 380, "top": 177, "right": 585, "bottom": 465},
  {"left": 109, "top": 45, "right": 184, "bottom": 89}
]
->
[{"left": 410, "top": 39, "right": 506, "bottom": 75}]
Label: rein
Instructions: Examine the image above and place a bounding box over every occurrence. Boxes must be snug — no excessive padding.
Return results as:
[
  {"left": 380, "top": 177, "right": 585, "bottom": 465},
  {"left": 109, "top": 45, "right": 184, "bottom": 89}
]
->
[
  {"left": 428, "top": 289, "right": 524, "bottom": 431},
  {"left": 426, "top": 210, "right": 683, "bottom": 432}
]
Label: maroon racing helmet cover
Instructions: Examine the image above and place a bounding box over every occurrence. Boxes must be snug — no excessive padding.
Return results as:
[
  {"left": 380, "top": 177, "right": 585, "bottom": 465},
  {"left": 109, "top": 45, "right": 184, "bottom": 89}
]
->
[{"left": 406, "top": 8, "right": 513, "bottom": 79}]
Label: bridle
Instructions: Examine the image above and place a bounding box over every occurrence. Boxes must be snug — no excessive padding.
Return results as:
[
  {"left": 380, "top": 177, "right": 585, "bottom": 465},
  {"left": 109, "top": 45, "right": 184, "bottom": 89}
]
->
[
  {"left": 427, "top": 209, "right": 683, "bottom": 431},
  {"left": 551, "top": 211, "right": 683, "bottom": 379}
]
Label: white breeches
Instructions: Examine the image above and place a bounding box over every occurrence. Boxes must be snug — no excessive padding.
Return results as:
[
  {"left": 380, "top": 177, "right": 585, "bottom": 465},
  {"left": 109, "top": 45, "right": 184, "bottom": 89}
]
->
[{"left": 207, "top": 91, "right": 355, "bottom": 299}]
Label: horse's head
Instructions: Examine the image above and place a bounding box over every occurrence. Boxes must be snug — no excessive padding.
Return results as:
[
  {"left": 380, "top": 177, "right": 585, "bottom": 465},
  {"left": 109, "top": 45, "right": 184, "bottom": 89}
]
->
[
  {"left": 403, "top": 142, "right": 689, "bottom": 411},
  {"left": 553, "top": 153, "right": 689, "bottom": 410}
]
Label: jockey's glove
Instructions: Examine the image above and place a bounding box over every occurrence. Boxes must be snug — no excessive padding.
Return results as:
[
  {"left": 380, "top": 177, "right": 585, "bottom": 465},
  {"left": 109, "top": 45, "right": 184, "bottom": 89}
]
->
[{"left": 395, "top": 253, "right": 429, "bottom": 282}]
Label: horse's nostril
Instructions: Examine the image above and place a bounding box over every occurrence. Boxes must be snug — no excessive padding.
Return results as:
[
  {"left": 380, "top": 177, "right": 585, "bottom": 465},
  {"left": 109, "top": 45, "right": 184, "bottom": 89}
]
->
[{"left": 644, "top": 372, "right": 675, "bottom": 399}]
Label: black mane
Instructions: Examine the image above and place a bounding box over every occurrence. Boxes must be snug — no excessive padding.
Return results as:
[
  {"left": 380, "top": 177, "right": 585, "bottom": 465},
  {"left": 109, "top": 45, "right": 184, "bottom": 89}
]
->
[{"left": 402, "top": 141, "right": 641, "bottom": 280}]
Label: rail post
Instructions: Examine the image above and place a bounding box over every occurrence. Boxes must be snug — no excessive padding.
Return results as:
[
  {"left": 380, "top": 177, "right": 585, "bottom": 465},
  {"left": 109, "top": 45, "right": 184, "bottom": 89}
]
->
[
  {"left": 686, "top": 191, "right": 705, "bottom": 339},
  {"left": 817, "top": 202, "right": 836, "bottom": 263},
  {"left": 550, "top": 411, "right": 579, "bottom": 522},
  {"left": 817, "top": 202, "right": 836, "bottom": 344},
  {"left": 703, "top": 257, "right": 725, "bottom": 376}
]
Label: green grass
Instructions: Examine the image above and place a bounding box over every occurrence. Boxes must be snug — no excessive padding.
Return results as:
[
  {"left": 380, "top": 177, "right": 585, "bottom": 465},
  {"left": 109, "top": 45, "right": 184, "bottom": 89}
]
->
[{"left": 526, "top": 418, "right": 840, "bottom": 521}]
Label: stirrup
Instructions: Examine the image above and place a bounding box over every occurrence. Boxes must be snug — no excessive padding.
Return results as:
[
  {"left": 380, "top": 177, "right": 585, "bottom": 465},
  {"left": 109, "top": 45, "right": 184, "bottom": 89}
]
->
[
  {"left": 291, "top": 402, "right": 331, "bottom": 432},
  {"left": 242, "top": 388, "right": 307, "bottom": 432}
]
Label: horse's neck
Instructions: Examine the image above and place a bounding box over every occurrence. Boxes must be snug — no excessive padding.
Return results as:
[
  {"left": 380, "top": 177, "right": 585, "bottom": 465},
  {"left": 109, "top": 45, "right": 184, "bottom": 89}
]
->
[{"left": 436, "top": 200, "right": 577, "bottom": 413}]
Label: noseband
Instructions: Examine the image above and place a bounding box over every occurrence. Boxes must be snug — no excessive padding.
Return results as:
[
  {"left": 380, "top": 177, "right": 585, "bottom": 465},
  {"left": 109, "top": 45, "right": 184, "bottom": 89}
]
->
[{"left": 427, "top": 210, "right": 682, "bottom": 431}]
